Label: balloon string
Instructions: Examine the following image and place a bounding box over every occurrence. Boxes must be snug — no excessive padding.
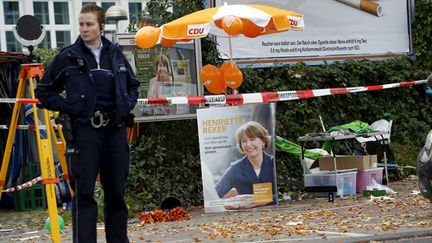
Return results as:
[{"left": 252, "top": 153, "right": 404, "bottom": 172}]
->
[{"left": 228, "top": 35, "right": 233, "bottom": 62}]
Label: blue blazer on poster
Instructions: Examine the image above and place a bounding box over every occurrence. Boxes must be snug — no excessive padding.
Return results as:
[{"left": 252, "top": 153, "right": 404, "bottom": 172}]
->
[{"left": 215, "top": 152, "right": 277, "bottom": 204}]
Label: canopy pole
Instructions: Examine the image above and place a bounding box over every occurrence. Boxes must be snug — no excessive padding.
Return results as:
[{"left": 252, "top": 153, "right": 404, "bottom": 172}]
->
[{"left": 228, "top": 35, "right": 233, "bottom": 62}]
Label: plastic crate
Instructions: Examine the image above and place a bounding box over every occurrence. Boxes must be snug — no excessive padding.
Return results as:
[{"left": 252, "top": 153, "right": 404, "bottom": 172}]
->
[
  {"left": 336, "top": 171, "right": 357, "bottom": 196},
  {"left": 304, "top": 171, "right": 357, "bottom": 196},
  {"left": 304, "top": 173, "right": 337, "bottom": 188},
  {"left": 356, "top": 167, "right": 384, "bottom": 192},
  {"left": 21, "top": 161, "right": 41, "bottom": 181},
  {"left": 13, "top": 184, "right": 46, "bottom": 211}
]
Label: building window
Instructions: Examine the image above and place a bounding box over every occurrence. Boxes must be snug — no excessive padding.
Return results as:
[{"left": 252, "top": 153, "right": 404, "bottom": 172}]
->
[
  {"left": 38, "top": 31, "right": 51, "bottom": 49},
  {"left": 101, "top": 2, "right": 115, "bottom": 11},
  {"left": 6, "top": 31, "right": 22, "bottom": 52},
  {"left": 56, "top": 31, "right": 70, "bottom": 49},
  {"left": 34, "top": 2, "right": 50, "bottom": 25},
  {"left": 129, "top": 2, "right": 142, "bottom": 25},
  {"left": 54, "top": 2, "right": 69, "bottom": 24},
  {"left": 4, "top": 1, "right": 20, "bottom": 25}
]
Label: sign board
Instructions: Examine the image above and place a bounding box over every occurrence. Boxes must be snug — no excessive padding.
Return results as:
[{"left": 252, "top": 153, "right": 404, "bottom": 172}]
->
[
  {"left": 116, "top": 33, "right": 203, "bottom": 122},
  {"left": 214, "top": 0, "right": 413, "bottom": 66},
  {"left": 197, "top": 104, "right": 278, "bottom": 213}
]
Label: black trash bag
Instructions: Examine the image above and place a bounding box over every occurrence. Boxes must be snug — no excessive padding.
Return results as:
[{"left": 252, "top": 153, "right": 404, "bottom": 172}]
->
[
  {"left": 417, "top": 130, "right": 432, "bottom": 201},
  {"left": 160, "top": 196, "right": 182, "bottom": 210}
]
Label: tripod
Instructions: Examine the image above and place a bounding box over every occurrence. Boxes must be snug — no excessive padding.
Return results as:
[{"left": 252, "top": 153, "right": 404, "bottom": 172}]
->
[{"left": 0, "top": 63, "right": 72, "bottom": 243}]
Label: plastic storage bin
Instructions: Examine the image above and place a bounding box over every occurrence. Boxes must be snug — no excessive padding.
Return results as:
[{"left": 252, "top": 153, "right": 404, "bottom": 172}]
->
[
  {"left": 304, "top": 172, "right": 337, "bottom": 188},
  {"left": 356, "top": 167, "right": 384, "bottom": 192},
  {"left": 21, "top": 161, "right": 41, "bottom": 181},
  {"left": 336, "top": 171, "right": 357, "bottom": 196},
  {"left": 304, "top": 171, "right": 357, "bottom": 196},
  {"left": 13, "top": 183, "right": 46, "bottom": 211}
]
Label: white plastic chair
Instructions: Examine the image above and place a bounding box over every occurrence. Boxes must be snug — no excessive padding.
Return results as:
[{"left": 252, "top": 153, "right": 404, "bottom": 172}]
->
[{"left": 356, "top": 119, "right": 393, "bottom": 144}]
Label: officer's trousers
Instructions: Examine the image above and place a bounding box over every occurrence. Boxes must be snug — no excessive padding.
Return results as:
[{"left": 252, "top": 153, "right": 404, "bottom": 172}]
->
[{"left": 66, "top": 123, "right": 130, "bottom": 243}]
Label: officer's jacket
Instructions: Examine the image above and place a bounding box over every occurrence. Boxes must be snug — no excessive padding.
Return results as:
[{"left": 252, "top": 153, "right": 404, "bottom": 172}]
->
[{"left": 36, "top": 36, "right": 139, "bottom": 125}]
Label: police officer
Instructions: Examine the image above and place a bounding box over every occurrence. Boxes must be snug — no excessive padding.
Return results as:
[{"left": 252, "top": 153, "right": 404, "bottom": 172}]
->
[{"left": 36, "top": 4, "right": 139, "bottom": 243}]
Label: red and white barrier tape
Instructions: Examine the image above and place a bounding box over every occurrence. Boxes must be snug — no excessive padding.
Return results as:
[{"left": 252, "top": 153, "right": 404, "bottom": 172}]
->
[
  {"left": 0, "top": 79, "right": 429, "bottom": 106},
  {"left": 2, "top": 176, "right": 42, "bottom": 193},
  {"left": 137, "top": 79, "right": 429, "bottom": 106},
  {"left": 0, "top": 98, "right": 39, "bottom": 104},
  {"left": 0, "top": 125, "right": 47, "bottom": 130}
]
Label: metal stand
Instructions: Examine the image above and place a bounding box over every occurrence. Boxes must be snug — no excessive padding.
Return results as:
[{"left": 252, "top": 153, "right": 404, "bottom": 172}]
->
[
  {"left": 0, "top": 63, "right": 72, "bottom": 243},
  {"left": 375, "top": 134, "right": 390, "bottom": 186},
  {"left": 298, "top": 131, "right": 389, "bottom": 202}
]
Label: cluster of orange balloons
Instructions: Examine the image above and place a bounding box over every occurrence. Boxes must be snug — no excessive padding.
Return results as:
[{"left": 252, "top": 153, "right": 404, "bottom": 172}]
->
[
  {"left": 216, "top": 16, "right": 264, "bottom": 38},
  {"left": 199, "top": 62, "right": 243, "bottom": 94}
]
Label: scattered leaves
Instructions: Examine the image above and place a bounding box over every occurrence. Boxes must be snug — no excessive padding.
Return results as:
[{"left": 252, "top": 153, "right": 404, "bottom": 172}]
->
[{"left": 138, "top": 207, "right": 190, "bottom": 225}]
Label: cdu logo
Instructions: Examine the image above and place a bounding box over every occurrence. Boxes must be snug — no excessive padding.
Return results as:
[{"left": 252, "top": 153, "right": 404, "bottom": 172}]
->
[
  {"left": 289, "top": 19, "right": 298, "bottom": 27},
  {"left": 187, "top": 24, "right": 210, "bottom": 36}
]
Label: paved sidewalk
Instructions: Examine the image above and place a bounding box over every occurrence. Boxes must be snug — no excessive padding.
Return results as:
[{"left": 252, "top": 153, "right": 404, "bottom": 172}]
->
[{"left": 1, "top": 177, "right": 432, "bottom": 242}]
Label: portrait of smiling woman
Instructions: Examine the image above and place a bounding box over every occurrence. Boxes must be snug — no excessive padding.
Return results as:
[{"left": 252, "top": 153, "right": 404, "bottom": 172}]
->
[{"left": 214, "top": 121, "right": 277, "bottom": 210}]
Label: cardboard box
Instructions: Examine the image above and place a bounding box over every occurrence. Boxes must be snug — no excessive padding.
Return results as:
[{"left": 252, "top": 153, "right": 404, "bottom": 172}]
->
[{"left": 319, "top": 155, "right": 377, "bottom": 171}]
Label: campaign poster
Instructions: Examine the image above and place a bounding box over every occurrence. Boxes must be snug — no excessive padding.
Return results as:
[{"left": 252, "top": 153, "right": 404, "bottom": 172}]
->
[
  {"left": 197, "top": 104, "right": 277, "bottom": 213},
  {"left": 133, "top": 46, "right": 170, "bottom": 99},
  {"left": 215, "top": 0, "right": 412, "bottom": 62},
  {"left": 116, "top": 34, "right": 199, "bottom": 120}
]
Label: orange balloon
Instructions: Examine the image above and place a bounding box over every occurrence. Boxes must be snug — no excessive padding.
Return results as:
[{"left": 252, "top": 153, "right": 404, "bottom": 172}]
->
[
  {"left": 205, "top": 82, "right": 226, "bottom": 95},
  {"left": 199, "top": 64, "right": 226, "bottom": 94},
  {"left": 214, "top": 19, "right": 223, "bottom": 29},
  {"left": 135, "top": 26, "right": 160, "bottom": 49},
  {"left": 224, "top": 66, "right": 243, "bottom": 89},
  {"left": 222, "top": 16, "right": 243, "bottom": 36},
  {"left": 160, "top": 38, "right": 177, "bottom": 47},
  {"left": 242, "top": 19, "right": 263, "bottom": 38},
  {"left": 220, "top": 61, "right": 236, "bottom": 73},
  {"left": 199, "top": 64, "right": 218, "bottom": 85},
  {"left": 220, "top": 62, "right": 242, "bottom": 89}
]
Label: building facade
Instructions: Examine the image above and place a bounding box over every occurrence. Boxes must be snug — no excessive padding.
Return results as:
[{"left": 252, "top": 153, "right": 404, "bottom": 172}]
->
[{"left": 0, "top": 0, "right": 148, "bottom": 52}]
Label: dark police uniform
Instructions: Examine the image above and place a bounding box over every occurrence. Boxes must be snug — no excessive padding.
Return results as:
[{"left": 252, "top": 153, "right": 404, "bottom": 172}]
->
[{"left": 36, "top": 36, "right": 139, "bottom": 243}]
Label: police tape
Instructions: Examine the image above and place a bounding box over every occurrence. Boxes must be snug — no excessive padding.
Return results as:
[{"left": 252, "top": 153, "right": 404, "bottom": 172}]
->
[
  {"left": 2, "top": 176, "right": 42, "bottom": 193},
  {"left": 0, "top": 124, "right": 47, "bottom": 129},
  {"left": 0, "top": 124, "right": 61, "bottom": 131},
  {"left": 0, "top": 79, "right": 429, "bottom": 106},
  {"left": 136, "top": 79, "right": 429, "bottom": 106},
  {"left": 0, "top": 98, "right": 39, "bottom": 104}
]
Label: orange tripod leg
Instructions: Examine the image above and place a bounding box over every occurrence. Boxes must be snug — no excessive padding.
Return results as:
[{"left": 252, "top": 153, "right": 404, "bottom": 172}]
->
[
  {"left": 27, "top": 64, "right": 61, "bottom": 243},
  {"left": 0, "top": 75, "right": 26, "bottom": 200}
]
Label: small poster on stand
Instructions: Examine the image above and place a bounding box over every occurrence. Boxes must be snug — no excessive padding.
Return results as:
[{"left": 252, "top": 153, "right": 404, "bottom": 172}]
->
[{"left": 197, "top": 103, "right": 278, "bottom": 213}]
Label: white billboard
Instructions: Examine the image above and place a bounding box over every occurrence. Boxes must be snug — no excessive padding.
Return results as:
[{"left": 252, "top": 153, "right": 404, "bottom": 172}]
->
[{"left": 215, "top": 0, "right": 413, "bottom": 64}]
